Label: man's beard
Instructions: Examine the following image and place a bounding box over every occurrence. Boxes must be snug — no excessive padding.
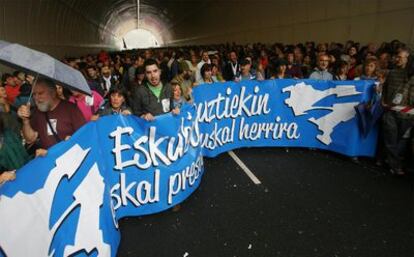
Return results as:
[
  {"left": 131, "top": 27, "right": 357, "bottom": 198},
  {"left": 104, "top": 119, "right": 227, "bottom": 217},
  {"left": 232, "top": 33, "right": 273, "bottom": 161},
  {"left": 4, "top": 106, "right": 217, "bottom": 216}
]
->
[{"left": 37, "top": 101, "right": 51, "bottom": 112}]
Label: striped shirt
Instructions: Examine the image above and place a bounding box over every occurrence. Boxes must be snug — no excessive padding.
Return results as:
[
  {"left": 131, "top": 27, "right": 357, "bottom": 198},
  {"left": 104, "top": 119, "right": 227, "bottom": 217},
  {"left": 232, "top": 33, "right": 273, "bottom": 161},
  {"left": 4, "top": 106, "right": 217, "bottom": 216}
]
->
[{"left": 382, "top": 68, "right": 409, "bottom": 106}]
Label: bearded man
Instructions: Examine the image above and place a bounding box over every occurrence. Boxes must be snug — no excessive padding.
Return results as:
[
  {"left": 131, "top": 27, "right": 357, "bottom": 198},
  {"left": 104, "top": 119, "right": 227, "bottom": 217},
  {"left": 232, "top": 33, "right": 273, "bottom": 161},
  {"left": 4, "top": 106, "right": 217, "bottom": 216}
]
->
[{"left": 17, "top": 78, "right": 85, "bottom": 154}]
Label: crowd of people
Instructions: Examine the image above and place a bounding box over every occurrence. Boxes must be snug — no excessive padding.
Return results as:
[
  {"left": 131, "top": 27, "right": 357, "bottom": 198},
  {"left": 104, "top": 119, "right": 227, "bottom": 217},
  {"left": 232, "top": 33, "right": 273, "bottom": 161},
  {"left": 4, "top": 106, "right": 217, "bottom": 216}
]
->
[{"left": 0, "top": 39, "right": 413, "bottom": 185}]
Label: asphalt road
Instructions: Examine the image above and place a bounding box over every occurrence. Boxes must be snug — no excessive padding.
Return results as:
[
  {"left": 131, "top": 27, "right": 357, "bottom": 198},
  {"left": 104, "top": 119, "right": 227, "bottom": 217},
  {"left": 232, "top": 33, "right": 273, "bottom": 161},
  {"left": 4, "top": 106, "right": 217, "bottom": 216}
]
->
[{"left": 117, "top": 147, "right": 414, "bottom": 257}]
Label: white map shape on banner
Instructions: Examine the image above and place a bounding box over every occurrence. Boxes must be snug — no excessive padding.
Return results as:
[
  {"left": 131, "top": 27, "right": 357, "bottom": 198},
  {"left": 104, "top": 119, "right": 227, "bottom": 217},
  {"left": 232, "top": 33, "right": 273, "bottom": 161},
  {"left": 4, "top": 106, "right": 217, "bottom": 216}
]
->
[
  {"left": 283, "top": 82, "right": 361, "bottom": 145},
  {"left": 63, "top": 163, "right": 111, "bottom": 257},
  {"left": 0, "top": 144, "right": 111, "bottom": 257}
]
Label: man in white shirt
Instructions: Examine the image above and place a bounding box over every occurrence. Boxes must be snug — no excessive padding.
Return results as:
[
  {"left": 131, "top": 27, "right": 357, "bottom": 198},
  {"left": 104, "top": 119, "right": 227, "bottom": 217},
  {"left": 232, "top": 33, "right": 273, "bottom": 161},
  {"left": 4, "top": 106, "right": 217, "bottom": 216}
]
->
[
  {"left": 196, "top": 50, "right": 211, "bottom": 82},
  {"left": 100, "top": 66, "right": 119, "bottom": 97}
]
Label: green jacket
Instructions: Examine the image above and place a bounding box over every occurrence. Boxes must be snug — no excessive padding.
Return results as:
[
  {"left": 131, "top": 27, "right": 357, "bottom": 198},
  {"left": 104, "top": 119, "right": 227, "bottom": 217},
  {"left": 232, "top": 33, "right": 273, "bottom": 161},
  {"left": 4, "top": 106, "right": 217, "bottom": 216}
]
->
[{"left": 0, "top": 129, "right": 30, "bottom": 171}]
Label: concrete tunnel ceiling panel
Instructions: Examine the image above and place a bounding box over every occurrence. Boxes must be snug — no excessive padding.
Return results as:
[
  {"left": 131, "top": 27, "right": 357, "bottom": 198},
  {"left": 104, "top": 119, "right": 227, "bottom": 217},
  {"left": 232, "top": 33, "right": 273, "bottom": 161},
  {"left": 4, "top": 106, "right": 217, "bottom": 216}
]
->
[
  {"left": 0, "top": 0, "right": 177, "bottom": 57},
  {"left": 100, "top": 0, "right": 174, "bottom": 48}
]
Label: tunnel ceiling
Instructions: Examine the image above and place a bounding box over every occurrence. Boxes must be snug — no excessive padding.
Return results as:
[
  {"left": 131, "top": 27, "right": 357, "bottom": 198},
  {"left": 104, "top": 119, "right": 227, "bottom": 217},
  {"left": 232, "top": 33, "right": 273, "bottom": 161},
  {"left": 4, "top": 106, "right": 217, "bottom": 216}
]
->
[
  {"left": 1, "top": 0, "right": 413, "bottom": 58},
  {"left": 57, "top": 0, "right": 212, "bottom": 47},
  {"left": 57, "top": 0, "right": 414, "bottom": 47}
]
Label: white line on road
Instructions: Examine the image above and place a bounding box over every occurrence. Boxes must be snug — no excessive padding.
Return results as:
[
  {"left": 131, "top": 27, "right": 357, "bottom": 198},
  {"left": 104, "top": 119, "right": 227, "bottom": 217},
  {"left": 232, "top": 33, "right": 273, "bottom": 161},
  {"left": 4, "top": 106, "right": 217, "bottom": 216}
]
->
[{"left": 228, "top": 151, "right": 262, "bottom": 185}]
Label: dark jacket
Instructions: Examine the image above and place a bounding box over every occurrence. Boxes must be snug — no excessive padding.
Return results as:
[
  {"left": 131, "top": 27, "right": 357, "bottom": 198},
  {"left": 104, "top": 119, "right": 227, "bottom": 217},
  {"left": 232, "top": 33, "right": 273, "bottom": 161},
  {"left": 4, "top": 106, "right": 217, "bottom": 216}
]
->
[
  {"left": 130, "top": 82, "right": 172, "bottom": 117},
  {"left": 223, "top": 61, "right": 240, "bottom": 81}
]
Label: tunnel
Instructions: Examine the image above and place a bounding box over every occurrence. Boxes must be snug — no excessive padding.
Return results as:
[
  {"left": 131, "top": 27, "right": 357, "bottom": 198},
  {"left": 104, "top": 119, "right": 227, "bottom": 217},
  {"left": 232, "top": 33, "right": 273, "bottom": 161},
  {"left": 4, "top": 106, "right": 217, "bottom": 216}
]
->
[
  {"left": 0, "top": 0, "right": 414, "bottom": 58},
  {"left": 1, "top": 1, "right": 414, "bottom": 257}
]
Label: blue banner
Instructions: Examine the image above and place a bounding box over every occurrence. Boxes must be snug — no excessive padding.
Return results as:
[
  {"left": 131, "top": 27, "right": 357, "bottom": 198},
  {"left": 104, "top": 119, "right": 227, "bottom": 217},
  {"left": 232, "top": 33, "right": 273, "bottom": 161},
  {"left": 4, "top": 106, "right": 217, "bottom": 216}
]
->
[
  {"left": 0, "top": 105, "right": 203, "bottom": 257},
  {"left": 0, "top": 79, "right": 377, "bottom": 257},
  {"left": 194, "top": 79, "right": 377, "bottom": 157}
]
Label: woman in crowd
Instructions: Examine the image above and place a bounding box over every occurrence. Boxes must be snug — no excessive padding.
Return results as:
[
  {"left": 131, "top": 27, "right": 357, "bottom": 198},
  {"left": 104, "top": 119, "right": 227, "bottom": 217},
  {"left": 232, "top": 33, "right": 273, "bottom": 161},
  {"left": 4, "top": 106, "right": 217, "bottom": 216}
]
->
[
  {"left": 211, "top": 63, "right": 225, "bottom": 82},
  {"left": 170, "top": 81, "right": 186, "bottom": 116},
  {"left": 333, "top": 61, "right": 349, "bottom": 80},
  {"left": 195, "top": 63, "right": 214, "bottom": 85},
  {"left": 210, "top": 55, "right": 223, "bottom": 78},
  {"left": 91, "top": 86, "right": 131, "bottom": 120},
  {"left": 270, "top": 59, "right": 291, "bottom": 79},
  {"left": 354, "top": 56, "right": 379, "bottom": 80},
  {"left": 294, "top": 46, "right": 304, "bottom": 65},
  {"left": 348, "top": 45, "right": 358, "bottom": 58}
]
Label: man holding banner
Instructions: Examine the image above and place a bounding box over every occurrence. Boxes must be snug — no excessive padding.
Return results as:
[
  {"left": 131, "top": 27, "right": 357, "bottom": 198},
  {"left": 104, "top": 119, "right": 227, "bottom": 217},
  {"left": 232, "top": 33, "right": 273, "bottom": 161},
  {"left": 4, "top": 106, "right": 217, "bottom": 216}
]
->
[
  {"left": 17, "top": 78, "right": 85, "bottom": 154},
  {"left": 130, "top": 58, "right": 172, "bottom": 121},
  {"left": 381, "top": 48, "right": 413, "bottom": 175}
]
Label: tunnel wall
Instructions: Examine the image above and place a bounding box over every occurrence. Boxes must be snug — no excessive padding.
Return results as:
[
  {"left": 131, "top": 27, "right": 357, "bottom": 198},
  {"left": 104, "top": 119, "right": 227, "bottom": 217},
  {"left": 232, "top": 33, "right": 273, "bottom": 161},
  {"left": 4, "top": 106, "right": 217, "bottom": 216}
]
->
[{"left": 169, "top": 0, "right": 414, "bottom": 48}]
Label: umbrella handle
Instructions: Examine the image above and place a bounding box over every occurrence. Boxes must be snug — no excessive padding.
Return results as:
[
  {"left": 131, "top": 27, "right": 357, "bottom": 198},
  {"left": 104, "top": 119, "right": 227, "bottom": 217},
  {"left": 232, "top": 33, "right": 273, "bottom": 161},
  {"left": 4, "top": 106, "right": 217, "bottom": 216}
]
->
[{"left": 27, "top": 73, "right": 39, "bottom": 105}]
